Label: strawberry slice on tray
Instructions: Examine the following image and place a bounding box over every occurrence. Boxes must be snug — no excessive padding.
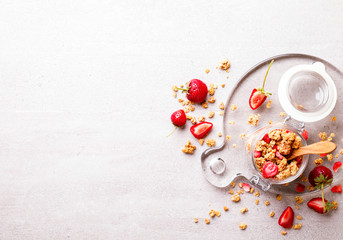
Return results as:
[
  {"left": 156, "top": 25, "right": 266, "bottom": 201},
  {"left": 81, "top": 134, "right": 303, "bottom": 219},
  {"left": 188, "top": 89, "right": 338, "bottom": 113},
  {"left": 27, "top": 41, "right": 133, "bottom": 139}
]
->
[{"left": 190, "top": 122, "right": 213, "bottom": 139}]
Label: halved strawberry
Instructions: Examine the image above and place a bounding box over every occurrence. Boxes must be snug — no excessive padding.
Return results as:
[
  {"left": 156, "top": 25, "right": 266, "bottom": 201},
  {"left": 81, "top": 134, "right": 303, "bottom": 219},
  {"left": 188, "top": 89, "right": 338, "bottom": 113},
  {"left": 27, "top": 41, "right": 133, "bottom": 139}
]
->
[
  {"left": 296, "top": 183, "right": 305, "bottom": 193},
  {"left": 331, "top": 185, "right": 342, "bottom": 193},
  {"left": 278, "top": 206, "right": 294, "bottom": 229},
  {"left": 262, "top": 162, "right": 278, "bottom": 178},
  {"left": 307, "top": 197, "right": 329, "bottom": 214},
  {"left": 302, "top": 129, "right": 308, "bottom": 140},
  {"left": 242, "top": 183, "right": 251, "bottom": 192},
  {"left": 190, "top": 122, "right": 213, "bottom": 139},
  {"left": 262, "top": 133, "right": 270, "bottom": 143},
  {"left": 254, "top": 150, "right": 261, "bottom": 158},
  {"left": 333, "top": 161, "right": 342, "bottom": 173},
  {"left": 249, "top": 60, "right": 274, "bottom": 110}
]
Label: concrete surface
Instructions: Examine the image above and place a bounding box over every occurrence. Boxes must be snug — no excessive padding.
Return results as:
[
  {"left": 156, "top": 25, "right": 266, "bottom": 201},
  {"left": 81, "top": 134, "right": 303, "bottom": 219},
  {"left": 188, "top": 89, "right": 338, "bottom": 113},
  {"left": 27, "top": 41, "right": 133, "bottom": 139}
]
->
[{"left": 0, "top": 0, "right": 343, "bottom": 239}]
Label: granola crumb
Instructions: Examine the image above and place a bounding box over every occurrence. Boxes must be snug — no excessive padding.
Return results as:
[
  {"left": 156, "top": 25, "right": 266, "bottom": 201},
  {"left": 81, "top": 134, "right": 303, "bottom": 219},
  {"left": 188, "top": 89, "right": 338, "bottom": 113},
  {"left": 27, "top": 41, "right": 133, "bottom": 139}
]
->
[
  {"left": 292, "top": 223, "right": 302, "bottom": 230},
  {"left": 238, "top": 183, "right": 243, "bottom": 188},
  {"left": 228, "top": 121, "right": 235, "bottom": 125},
  {"left": 205, "top": 68, "right": 210, "bottom": 74},
  {"left": 318, "top": 132, "right": 327, "bottom": 141},
  {"left": 215, "top": 210, "right": 221, "bottom": 217},
  {"left": 335, "top": 154, "right": 339, "bottom": 158},
  {"left": 208, "top": 111, "right": 215, "bottom": 118},
  {"left": 254, "top": 191, "right": 260, "bottom": 197},
  {"left": 295, "top": 196, "right": 303, "bottom": 204},
  {"left": 295, "top": 205, "right": 299, "bottom": 210},
  {"left": 230, "top": 182, "right": 236, "bottom": 188},
  {"left": 228, "top": 189, "right": 234, "bottom": 195},
  {"left": 226, "top": 135, "right": 231, "bottom": 140},
  {"left": 232, "top": 144, "right": 237, "bottom": 148},
  {"left": 281, "top": 230, "right": 287, "bottom": 235},
  {"left": 208, "top": 97, "right": 216, "bottom": 103},
  {"left": 266, "top": 100, "right": 272, "bottom": 108},
  {"left": 265, "top": 201, "right": 270, "bottom": 206},
  {"left": 314, "top": 157, "right": 323, "bottom": 166},
  {"left": 219, "top": 111, "right": 224, "bottom": 116},
  {"left": 331, "top": 116, "right": 336, "bottom": 122},
  {"left": 197, "top": 116, "right": 205, "bottom": 122},
  {"left": 331, "top": 201, "right": 338, "bottom": 209},
  {"left": 219, "top": 59, "right": 230, "bottom": 70},
  {"left": 240, "top": 207, "right": 248, "bottom": 214},
  {"left": 190, "top": 116, "right": 197, "bottom": 125},
  {"left": 340, "top": 149, "right": 343, "bottom": 155},
  {"left": 248, "top": 114, "right": 260, "bottom": 126},
  {"left": 301, "top": 176, "right": 308, "bottom": 182},
  {"left": 296, "top": 215, "right": 302, "bottom": 220},
  {"left": 182, "top": 141, "right": 196, "bottom": 154},
  {"left": 231, "top": 193, "right": 240, "bottom": 202},
  {"left": 221, "top": 84, "right": 225, "bottom": 88},
  {"left": 284, "top": 183, "right": 289, "bottom": 186},
  {"left": 280, "top": 112, "right": 286, "bottom": 117},
  {"left": 307, "top": 185, "right": 314, "bottom": 191},
  {"left": 204, "top": 218, "right": 210, "bottom": 224},
  {"left": 208, "top": 87, "right": 215, "bottom": 96},
  {"left": 268, "top": 120, "right": 273, "bottom": 125},
  {"left": 172, "top": 85, "right": 178, "bottom": 92},
  {"left": 206, "top": 139, "right": 216, "bottom": 147},
  {"left": 198, "top": 139, "right": 204, "bottom": 145},
  {"left": 270, "top": 211, "right": 275, "bottom": 217},
  {"left": 250, "top": 187, "right": 255, "bottom": 194},
  {"left": 239, "top": 223, "right": 247, "bottom": 230},
  {"left": 255, "top": 199, "right": 259, "bottom": 205},
  {"left": 218, "top": 132, "right": 222, "bottom": 137},
  {"left": 276, "top": 195, "right": 282, "bottom": 201},
  {"left": 194, "top": 218, "right": 198, "bottom": 223},
  {"left": 202, "top": 101, "right": 208, "bottom": 109},
  {"left": 240, "top": 133, "right": 246, "bottom": 139},
  {"left": 210, "top": 83, "right": 218, "bottom": 89},
  {"left": 231, "top": 104, "right": 237, "bottom": 111},
  {"left": 172, "top": 92, "right": 177, "bottom": 98},
  {"left": 327, "top": 154, "right": 333, "bottom": 161},
  {"left": 209, "top": 209, "right": 216, "bottom": 217},
  {"left": 224, "top": 206, "right": 229, "bottom": 211},
  {"left": 219, "top": 102, "right": 225, "bottom": 110}
]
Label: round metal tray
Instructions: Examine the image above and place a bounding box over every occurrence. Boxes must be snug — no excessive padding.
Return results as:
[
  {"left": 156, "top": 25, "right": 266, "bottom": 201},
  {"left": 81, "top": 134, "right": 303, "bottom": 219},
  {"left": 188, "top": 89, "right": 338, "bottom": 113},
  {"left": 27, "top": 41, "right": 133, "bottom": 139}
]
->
[{"left": 201, "top": 53, "right": 343, "bottom": 195}]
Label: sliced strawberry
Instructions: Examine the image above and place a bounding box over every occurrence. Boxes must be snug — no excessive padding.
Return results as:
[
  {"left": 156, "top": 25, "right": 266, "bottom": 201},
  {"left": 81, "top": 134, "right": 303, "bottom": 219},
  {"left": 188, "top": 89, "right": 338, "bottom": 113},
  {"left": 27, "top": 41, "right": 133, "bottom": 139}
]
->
[
  {"left": 273, "top": 145, "right": 278, "bottom": 150},
  {"left": 249, "top": 89, "right": 267, "bottom": 110},
  {"left": 320, "top": 153, "right": 328, "bottom": 157},
  {"left": 302, "top": 129, "right": 308, "bottom": 140},
  {"left": 262, "top": 162, "right": 278, "bottom": 178},
  {"left": 296, "top": 157, "right": 302, "bottom": 167},
  {"left": 242, "top": 183, "right": 251, "bottom": 192},
  {"left": 278, "top": 206, "right": 294, "bottom": 229},
  {"left": 307, "top": 197, "right": 328, "bottom": 214},
  {"left": 333, "top": 161, "right": 342, "bottom": 173},
  {"left": 254, "top": 150, "right": 261, "bottom": 158},
  {"left": 262, "top": 133, "right": 270, "bottom": 143},
  {"left": 275, "top": 151, "right": 283, "bottom": 160},
  {"left": 296, "top": 183, "right": 305, "bottom": 193},
  {"left": 331, "top": 185, "right": 342, "bottom": 193},
  {"left": 190, "top": 122, "right": 213, "bottom": 139}
]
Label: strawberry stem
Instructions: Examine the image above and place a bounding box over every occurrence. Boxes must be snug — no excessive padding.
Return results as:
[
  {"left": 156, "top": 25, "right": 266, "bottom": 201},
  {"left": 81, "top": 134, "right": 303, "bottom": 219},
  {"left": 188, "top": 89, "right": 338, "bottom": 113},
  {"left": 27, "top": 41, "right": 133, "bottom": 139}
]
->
[
  {"left": 166, "top": 126, "right": 177, "bottom": 137},
  {"left": 262, "top": 59, "right": 274, "bottom": 89},
  {"left": 321, "top": 183, "right": 326, "bottom": 213},
  {"left": 177, "top": 88, "right": 188, "bottom": 91}
]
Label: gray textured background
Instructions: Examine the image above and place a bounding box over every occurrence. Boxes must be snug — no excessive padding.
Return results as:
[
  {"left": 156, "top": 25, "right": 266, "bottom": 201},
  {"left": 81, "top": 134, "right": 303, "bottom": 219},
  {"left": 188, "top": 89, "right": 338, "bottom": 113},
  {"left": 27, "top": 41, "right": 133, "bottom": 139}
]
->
[{"left": 0, "top": 0, "right": 342, "bottom": 239}]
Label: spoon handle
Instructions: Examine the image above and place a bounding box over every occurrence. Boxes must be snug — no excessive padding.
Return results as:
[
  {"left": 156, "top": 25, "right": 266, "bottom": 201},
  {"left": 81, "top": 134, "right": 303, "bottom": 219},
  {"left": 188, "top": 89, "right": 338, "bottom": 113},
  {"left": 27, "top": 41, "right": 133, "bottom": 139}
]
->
[{"left": 288, "top": 141, "right": 337, "bottom": 160}]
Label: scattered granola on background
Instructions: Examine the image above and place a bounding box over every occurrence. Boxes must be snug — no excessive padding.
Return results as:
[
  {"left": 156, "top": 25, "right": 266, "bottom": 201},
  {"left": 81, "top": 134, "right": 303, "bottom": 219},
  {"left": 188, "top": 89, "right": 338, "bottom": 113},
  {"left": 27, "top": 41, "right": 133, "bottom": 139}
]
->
[
  {"left": 204, "top": 218, "right": 210, "bottom": 224},
  {"left": 255, "top": 199, "right": 259, "bottom": 205},
  {"left": 268, "top": 120, "right": 272, "bottom": 124},
  {"left": 240, "top": 207, "right": 248, "bottom": 214},
  {"left": 240, "top": 133, "right": 246, "bottom": 139},
  {"left": 218, "top": 132, "right": 222, "bottom": 137},
  {"left": 206, "top": 139, "right": 216, "bottom": 147},
  {"left": 266, "top": 100, "right": 272, "bottom": 108},
  {"left": 307, "top": 185, "right": 314, "bottom": 191},
  {"left": 219, "top": 102, "right": 224, "bottom": 110},
  {"left": 208, "top": 97, "right": 216, "bottom": 103},
  {"left": 202, "top": 101, "right": 208, "bottom": 109},
  {"left": 210, "top": 83, "right": 218, "bottom": 89},
  {"left": 314, "top": 158, "right": 323, "bottom": 166},
  {"left": 172, "top": 85, "right": 178, "bottom": 92},
  {"left": 172, "top": 92, "right": 177, "bottom": 98},
  {"left": 221, "top": 84, "right": 225, "bottom": 88},
  {"left": 229, "top": 121, "right": 235, "bottom": 125},
  {"left": 198, "top": 139, "right": 204, "bottom": 145},
  {"left": 239, "top": 223, "right": 247, "bottom": 230},
  {"left": 198, "top": 116, "right": 205, "bottom": 122},
  {"left": 248, "top": 114, "right": 260, "bottom": 126},
  {"left": 226, "top": 135, "right": 231, "bottom": 140},
  {"left": 331, "top": 201, "right": 338, "bottom": 209},
  {"left": 295, "top": 205, "right": 299, "bottom": 210},
  {"left": 295, "top": 196, "right": 303, "bottom": 204},
  {"left": 276, "top": 195, "right": 282, "bottom": 201},
  {"left": 182, "top": 141, "right": 196, "bottom": 154},
  {"left": 232, "top": 144, "right": 237, "bottom": 148},
  {"left": 228, "top": 190, "right": 234, "bottom": 195},
  {"left": 331, "top": 116, "right": 336, "bottom": 122},
  {"left": 318, "top": 132, "right": 327, "bottom": 141},
  {"left": 280, "top": 112, "right": 286, "bottom": 117},
  {"left": 292, "top": 223, "right": 302, "bottom": 230},
  {"left": 208, "top": 111, "right": 215, "bottom": 118},
  {"left": 254, "top": 191, "right": 260, "bottom": 197},
  {"left": 270, "top": 211, "right": 275, "bottom": 217},
  {"left": 218, "top": 59, "right": 230, "bottom": 70},
  {"left": 230, "top": 182, "right": 236, "bottom": 188},
  {"left": 219, "top": 111, "right": 224, "bottom": 116},
  {"left": 224, "top": 206, "right": 229, "bottom": 211},
  {"left": 231, "top": 193, "right": 240, "bottom": 202},
  {"left": 265, "top": 201, "right": 270, "bottom": 206},
  {"left": 205, "top": 68, "right": 210, "bottom": 74},
  {"left": 208, "top": 87, "right": 215, "bottom": 96},
  {"left": 281, "top": 231, "right": 287, "bottom": 235},
  {"left": 296, "top": 215, "right": 302, "bottom": 220},
  {"left": 194, "top": 218, "right": 198, "bottom": 223}
]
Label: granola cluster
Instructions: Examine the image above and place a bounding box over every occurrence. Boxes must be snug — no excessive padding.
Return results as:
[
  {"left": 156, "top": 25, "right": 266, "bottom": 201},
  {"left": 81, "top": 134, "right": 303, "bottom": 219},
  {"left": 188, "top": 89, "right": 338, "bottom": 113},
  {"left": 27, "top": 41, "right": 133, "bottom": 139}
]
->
[{"left": 254, "top": 129, "right": 302, "bottom": 180}]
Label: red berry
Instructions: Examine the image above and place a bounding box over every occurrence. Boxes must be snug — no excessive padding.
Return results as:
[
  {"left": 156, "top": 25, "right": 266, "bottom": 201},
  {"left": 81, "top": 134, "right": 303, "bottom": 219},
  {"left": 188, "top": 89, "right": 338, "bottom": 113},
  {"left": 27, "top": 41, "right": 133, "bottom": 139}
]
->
[
  {"left": 278, "top": 206, "right": 294, "bottom": 228},
  {"left": 171, "top": 109, "right": 187, "bottom": 127},
  {"left": 302, "top": 129, "right": 308, "bottom": 140},
  {"left": 262, "top": 133, "right": 270, "bottom": 143},
  {"left": 254, "top": 150, "right": 261, "bottom": 158},
  {"left": 242, "top": 183, "right": 251, "bottom": 192},
  {"left": 262, "top": 162, "right": 278, "bottom": 178},
  {"left": 296, "top": 183, "right": 305, "bottom": 193},
  {"left": 249, "top": 89, "right": 267, "bottom": 110},
  {"left": 275, "top": 151, "right": 283, "bottom": 160},
  {"left": 308, "top": 166, "right": 333, "bottom": 187},
  {"left": 190, "top": 122, "right": 213, "bottom": 139},
  {"left": 320, "top": 153, "right": 328, "bottom": 157},
  {"left": 185, "top": 79, "right": 208, "bottom": 103},
  {"left": 331, "top": 185, "right": 342, "bottom": 193},
  {"left": 333, "top": 161, "right": 342, "bottom": 173},
  {"left": 307, "top": 197, "right": 328, "bottom": 214}
]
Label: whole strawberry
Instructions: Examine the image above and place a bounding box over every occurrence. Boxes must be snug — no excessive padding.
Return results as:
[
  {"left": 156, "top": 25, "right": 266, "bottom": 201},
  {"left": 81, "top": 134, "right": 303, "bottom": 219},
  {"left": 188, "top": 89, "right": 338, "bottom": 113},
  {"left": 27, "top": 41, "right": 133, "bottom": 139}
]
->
[
  {"left": 167, "top": 109, "right": 186, "bottom": 137},
  {"left": 179, "top": 79, "right": 208, "bottom": 103}
]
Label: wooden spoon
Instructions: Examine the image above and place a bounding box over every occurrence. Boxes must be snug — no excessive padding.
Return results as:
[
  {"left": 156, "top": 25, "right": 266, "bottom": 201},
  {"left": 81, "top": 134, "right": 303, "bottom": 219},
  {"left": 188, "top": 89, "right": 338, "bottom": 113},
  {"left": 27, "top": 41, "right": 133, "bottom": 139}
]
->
[{"left": 287, "top": 141, "right": 337, "bottom": 160}]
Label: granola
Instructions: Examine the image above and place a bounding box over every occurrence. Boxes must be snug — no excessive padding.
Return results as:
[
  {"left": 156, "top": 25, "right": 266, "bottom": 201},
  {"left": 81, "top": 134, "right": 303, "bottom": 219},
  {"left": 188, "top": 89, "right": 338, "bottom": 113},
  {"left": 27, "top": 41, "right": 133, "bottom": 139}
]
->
[
  {"left": 219, "top": 59, "right": 230, "bottom": 70},
  {"left": 248, "top": 114, "right": 260, "bottom": 126},
  {"left": 206, "top": 139, "right": 216, "bottom": 147},
  {"left": 182, "top": 141, "right": 196, "bottom": 154}
]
